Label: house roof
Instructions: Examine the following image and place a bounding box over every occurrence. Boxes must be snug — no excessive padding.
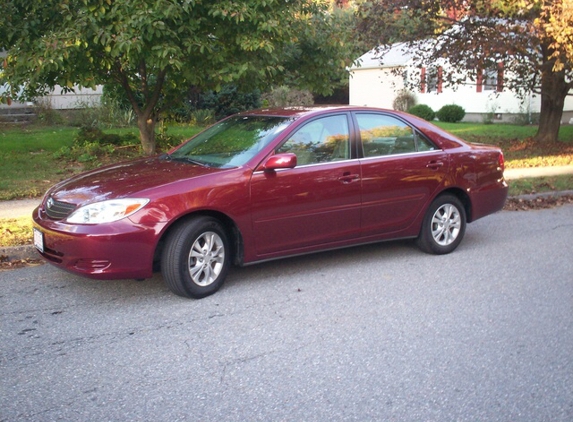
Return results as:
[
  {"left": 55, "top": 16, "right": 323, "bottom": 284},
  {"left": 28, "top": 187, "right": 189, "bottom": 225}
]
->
[{"left": 350, "top": 42, "right": 416, "bottom": 71}]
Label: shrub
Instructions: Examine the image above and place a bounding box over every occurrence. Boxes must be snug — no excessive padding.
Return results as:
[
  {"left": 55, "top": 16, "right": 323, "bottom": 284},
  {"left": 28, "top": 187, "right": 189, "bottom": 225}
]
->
[
  {"left": 67, "top": 98, "right": 135, "bottom": 128},
  {"left": 436, "top": 104, "right": 466, "bottom": 123},
  {"left": 34, "top": 100, "right": 65, "bottom": 126},
  {"left": 190, "top": 109, "right": 215, "bottom": 126},
  {"left": 199, "top": 85, "right": 261, "bottom": 120},
  {"left": 155, "top": 122, "right": 183, "bottom": 152},
  {"left": 74, "top": 126, "right": 138, "bottom": 146},
  {"left": 408, "top": 104, "right": 435, "bottom": 121},
  {"left": 261, "top": 86, "right": 314, "bottom": 107},
  {"left": 393, "top": 90, "right": 417, "bottom": 112}
]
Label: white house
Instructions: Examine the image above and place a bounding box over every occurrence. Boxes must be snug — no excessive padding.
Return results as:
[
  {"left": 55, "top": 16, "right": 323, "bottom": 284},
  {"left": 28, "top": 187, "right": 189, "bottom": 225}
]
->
[
  {"left": 2, "top": 50, "right": 103, "bottom": 111},
  {"left": 0, "top": 85, "right": 103, "bottom": 110},
  {"left": 349, "top": 42, "right": 573, "bottom": 124},
  {"left": 39, "top": 85, "right": 103, "bottom": 109}
]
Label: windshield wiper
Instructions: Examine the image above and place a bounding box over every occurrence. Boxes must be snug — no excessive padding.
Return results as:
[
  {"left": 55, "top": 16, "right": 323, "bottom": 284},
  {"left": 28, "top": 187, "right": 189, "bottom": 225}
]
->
[{"left": 169, "top": 156, "right": 210, "bottom": 167}]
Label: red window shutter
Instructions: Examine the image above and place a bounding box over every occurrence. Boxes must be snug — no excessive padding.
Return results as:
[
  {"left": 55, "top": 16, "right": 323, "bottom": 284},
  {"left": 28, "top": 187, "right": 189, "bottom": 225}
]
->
[
  {"left": 476, "top": 69, "right": 483, "bottom": 93},
  {"left": 437, "top": 67, "right": 443, "bottom": 93},
  {"left": 497, "top": 62, "right": 504, "bottom": 92},
  {"left": 420, "top": 67, "right": 426, "bottom": 93}
]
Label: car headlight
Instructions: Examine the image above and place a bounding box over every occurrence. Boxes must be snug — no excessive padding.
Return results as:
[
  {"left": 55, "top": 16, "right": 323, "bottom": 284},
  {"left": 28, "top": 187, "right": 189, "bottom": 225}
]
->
[{"left": 66, "top": 199, "right": 150, "bottom": 224}]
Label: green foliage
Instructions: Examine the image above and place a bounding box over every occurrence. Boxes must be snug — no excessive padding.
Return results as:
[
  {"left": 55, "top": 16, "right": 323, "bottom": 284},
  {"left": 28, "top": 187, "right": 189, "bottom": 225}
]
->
[
  {"left": 189, "top": 110, "right": 215, "bottom": 126},
  {"left": 0, "top": 0, "right": 355, "bottom": 154},
  {"left": 436, "top": 104, "right": 465, "bottom": 123},
  {"left": 261, "top": 86, "right": 314, "bottom": 107},
  {"left": 199, "top": 85, "right": 261, "bottom": 121},
  {"left": 392, "top": 90, "right": 417, "bottom": 112},
  {"left": 66, "top": 101, "right": 135, "bottom": 128},
  {"left": 279, "top": 4, "right": 363, "bottom": 96},
  {"left": 54, "top": 127, "right": 139, "bottom": 168},
  {"left": 34, "top": 101, "right": 65, "bottom": 126},
  {"left": 155, "top": 122, "right": 183, "bottom": 152},
  {"left": 408, "top": 104, "right": 435, "bottom": 121},
  {"left": 54, "top": 141, "right": 113, "bottom": 167},
  {"left": 74, "top": 126, "right": 138, "bottom": 146}
]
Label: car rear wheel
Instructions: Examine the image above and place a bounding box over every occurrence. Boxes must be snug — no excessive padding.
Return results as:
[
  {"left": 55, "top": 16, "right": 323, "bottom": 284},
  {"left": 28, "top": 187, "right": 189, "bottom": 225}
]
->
[
  {"left": 416, "top": 194, "right": 466, "bottom": 255},
  {"left": 161, "top": 216, "right": 230, "bottom": 298}
]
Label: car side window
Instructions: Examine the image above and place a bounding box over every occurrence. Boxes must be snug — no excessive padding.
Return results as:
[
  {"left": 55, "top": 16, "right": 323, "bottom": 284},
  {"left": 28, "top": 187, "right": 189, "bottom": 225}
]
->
[
  {"left": 278, "top": 115, "right": 350, "bottom": 165},
  {"left": 416, "top": 134, "right": 436, "bottom": 152},
  {"left": 356, "top": 113, "right": 434, "bottom": 157}
]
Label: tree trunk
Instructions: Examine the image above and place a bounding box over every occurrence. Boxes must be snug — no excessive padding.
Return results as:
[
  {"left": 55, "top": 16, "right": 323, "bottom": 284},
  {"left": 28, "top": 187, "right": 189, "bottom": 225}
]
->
[
  {"left": 534, "top": 69, "right": 568, "bottom": 143},
  {"left": 137, "top": 114, "right": 156, "bottom": 155}
]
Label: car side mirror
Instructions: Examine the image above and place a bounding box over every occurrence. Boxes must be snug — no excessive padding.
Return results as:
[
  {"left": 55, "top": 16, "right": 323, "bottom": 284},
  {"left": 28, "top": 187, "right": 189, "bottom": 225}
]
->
[{"left": 261, "top": 153, "right": 297, "bottom": 171}]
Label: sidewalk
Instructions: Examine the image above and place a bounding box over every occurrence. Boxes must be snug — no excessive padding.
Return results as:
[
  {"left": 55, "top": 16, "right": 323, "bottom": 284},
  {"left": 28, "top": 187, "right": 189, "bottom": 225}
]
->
[
  {"left": 1, "top": 165, "right": 572, "bottom": 261},
  {"left": 503, "top": 165, "right": 573, "bottom": 180},
  {"left": 0, "top": 198, "right": 40, "bottom": 219}
]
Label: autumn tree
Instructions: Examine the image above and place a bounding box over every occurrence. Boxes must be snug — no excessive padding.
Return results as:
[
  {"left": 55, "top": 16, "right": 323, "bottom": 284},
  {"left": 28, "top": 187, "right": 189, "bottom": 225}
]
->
[
  {"left": 0, "top": 0, "right": 354, "bottom": 154},
  {"left": 355, "top": 0, "right": 573, "bottom": 142}
]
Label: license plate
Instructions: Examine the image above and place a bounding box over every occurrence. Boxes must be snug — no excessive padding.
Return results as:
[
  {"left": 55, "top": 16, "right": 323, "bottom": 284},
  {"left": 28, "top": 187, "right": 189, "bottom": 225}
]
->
[{"left": 33, "top": 228, "right": 44, "bottom": 253}]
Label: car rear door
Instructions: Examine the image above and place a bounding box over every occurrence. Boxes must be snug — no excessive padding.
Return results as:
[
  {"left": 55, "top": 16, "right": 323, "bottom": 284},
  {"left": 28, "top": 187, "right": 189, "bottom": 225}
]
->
[
  {"left": 354, "top": 112, "right": 448, "bottom": 236},
  {"left": 250, "top": 114, "right": 362, "bottom": 256}
]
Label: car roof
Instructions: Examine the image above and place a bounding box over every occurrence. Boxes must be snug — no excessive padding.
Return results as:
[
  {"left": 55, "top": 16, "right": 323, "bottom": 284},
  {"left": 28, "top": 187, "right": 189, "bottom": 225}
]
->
[
  {"left": 240, "top": 105, "right": 396, "bottom": 119},
  {"left": 238, "top": 105, "right": 467, "bottom": 149}
]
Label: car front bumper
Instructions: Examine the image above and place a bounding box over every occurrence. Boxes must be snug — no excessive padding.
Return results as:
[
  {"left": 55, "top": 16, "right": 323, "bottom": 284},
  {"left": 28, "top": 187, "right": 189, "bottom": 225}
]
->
[{"left": 32, "top": 206, "right": 166, "bottom": 280}]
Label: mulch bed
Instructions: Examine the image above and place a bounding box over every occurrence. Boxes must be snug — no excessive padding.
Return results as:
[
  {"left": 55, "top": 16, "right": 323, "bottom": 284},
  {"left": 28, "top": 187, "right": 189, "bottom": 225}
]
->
[
  {"left": 503, "top": 194, "right": 573, "bottom": 211},
  {"left": 0, "top": 255, "right": 43, "bottom": 271}
]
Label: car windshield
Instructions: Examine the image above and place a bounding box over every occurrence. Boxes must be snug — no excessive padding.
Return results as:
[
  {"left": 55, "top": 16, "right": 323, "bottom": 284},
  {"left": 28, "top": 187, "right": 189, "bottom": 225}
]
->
[{"left": 169, "top": 115, "right": 292, "bottom": 168}]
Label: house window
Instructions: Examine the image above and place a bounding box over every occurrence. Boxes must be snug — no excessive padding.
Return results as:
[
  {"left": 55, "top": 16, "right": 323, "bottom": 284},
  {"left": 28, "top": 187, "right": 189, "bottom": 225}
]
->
[
  {"left": 421, "top": 67, "right": 442, "bottom": 94},
  {"left": 477, "top": 62, "right": 504, "bottom": 93},
  {"left": 483, "top": 69, "right": 498, "bottom": 91}
]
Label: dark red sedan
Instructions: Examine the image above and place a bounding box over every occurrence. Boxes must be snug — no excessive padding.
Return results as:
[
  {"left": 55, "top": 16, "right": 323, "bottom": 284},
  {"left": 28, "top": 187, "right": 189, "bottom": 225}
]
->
[{"left": 33, "top": 106, "right": 508, "bottom": 298}]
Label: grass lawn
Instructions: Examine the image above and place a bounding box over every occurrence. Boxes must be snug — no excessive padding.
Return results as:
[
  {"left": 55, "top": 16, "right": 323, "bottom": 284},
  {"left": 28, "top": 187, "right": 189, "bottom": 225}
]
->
[
  {"left": 1, "top": 121, "right": 572, "bottom": 248},
  {"left": 0, "top": 124, "right": 201, "bottom": 201},
  {"left": 0, "top": 121, "right": 571, "bottom": 202},
  {"left": 0, "top": 127, "right": 78, "bottom": 199},
  {"left": 435, "top": 121, "right": 573, "bottom": 141},
  {"left": 434, "top": 122, "right": 573, "bottom": 168}
]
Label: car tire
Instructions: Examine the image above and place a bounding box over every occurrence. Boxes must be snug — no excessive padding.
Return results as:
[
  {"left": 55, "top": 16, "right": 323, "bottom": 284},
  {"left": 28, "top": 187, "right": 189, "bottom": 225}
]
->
[
  {"left": 416, "top": 194, "right": 466, "bottom": 255},
  {"left": 161, "top": 216, "right": 230, "bottom": 298}
]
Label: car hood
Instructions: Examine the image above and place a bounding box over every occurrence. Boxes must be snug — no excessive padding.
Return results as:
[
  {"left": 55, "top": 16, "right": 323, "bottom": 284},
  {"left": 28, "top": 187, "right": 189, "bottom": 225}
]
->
[{"left": 48, "top": 157, "right": 225, "bottom": 205}]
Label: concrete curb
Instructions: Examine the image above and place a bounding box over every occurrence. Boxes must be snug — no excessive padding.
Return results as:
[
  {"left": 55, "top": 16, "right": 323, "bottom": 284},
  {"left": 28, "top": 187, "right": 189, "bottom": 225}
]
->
[
  {"left": 0, "top": 244, "right": 38, "bottom": 261},
  {"left": 512, "top": 190, "right": 573, "bottom": 200}
]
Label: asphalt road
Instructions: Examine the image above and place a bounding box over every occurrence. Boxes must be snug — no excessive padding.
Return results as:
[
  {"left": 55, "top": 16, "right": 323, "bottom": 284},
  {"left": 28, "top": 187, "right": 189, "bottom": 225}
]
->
[{"left": 1, "top": 206, "right": 572, "bottom": 421}]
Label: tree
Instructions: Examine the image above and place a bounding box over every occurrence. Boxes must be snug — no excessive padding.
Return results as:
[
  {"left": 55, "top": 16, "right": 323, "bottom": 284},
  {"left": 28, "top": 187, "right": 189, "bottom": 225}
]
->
[
  {"left": 279, "top": 2, "right": 363, "bottom": 97},
  {"left": 355, "top": 0, "right": 573, "bottom": 142},
  {"left": 0, "top": 0, "right": 350, "bottom": 154}
]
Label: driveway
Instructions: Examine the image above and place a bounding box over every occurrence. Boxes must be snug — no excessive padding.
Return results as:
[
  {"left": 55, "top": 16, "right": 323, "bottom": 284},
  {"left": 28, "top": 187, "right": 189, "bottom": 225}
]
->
[{"left": 1, "top": 205, "right": 572, "bottom": 421}]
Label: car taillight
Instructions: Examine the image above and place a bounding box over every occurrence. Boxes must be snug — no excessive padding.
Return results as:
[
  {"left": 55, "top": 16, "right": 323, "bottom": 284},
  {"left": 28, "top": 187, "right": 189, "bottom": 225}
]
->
[{"left": 498, "top": 152, "right": 505, "bottom": 172}]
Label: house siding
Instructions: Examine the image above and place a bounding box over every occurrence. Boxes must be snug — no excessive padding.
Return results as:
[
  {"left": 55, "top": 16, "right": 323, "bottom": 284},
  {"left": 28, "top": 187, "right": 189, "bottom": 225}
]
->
[
  {"left": 41, "top": 85, "right": 103, "bottom": 109},
  {"left": 349, "top": 48, "right": 573, "bottom": 124}
]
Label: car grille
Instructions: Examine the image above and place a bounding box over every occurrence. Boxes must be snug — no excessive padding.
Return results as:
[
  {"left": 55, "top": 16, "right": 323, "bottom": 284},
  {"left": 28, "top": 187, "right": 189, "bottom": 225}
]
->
[{"left": 45, "top": 198, "right": 77, "bottom": 220}]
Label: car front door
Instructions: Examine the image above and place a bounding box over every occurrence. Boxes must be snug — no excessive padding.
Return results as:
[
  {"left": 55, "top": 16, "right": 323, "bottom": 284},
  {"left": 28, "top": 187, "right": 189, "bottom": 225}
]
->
[
  {"left": 354, "top": 112, "right": 448, "bottom": 236},
  {"left": 250, "top": 114, "right": 362, "bottom": 256}
]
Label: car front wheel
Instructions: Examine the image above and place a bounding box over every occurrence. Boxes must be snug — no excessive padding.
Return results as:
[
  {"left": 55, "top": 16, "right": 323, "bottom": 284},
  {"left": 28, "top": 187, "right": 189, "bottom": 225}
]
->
[
  {"left": 416, "top": 194, "right": 466, "bottom": 255},
  {"left": 161, "top": 216, "right": 230, "bottom": 298}
]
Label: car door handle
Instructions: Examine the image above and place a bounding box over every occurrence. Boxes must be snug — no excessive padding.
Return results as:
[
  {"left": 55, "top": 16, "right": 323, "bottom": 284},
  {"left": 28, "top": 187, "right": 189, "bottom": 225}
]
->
[
  {"left": 338, "top": 173, "right": 360, "bottom": 184},
  {"left": 426, "top": 161, "right": 444, "bottom": 170}
]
